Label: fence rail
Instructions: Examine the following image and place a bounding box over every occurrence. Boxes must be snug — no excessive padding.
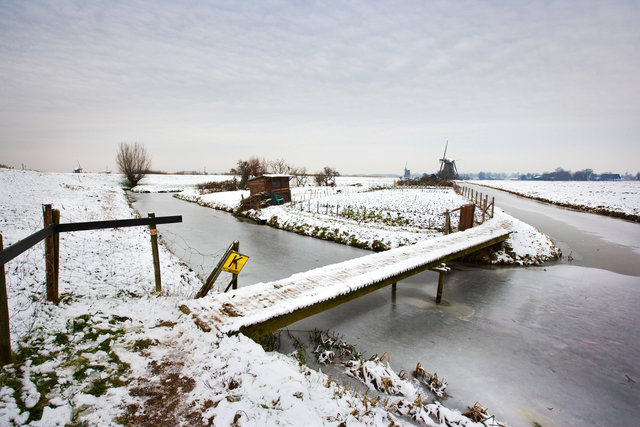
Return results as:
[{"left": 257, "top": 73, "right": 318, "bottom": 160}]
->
[
  {"left": 0, "top": 216, "right": 182, "bottom": 265},
  {"left": 0, "top": 205, "right": 182, "bottom": 365},
  {"left": 453, "top": 183, "right": 495, "bottom": 224}
]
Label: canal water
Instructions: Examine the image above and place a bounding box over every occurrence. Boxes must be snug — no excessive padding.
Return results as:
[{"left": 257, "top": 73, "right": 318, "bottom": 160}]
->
[{"left": 130, "top": 191, "right": 640, "bottom": 427}]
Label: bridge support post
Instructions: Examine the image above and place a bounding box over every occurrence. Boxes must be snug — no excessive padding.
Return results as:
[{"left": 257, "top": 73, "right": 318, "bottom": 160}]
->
[{"left": 431, "top": 263, "right": 451, "bottom": 304}]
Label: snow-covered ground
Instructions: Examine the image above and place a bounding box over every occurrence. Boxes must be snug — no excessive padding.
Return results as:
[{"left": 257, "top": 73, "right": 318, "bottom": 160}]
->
[
  {"left": 1, "top": 169, "right": 507, "bottom": 426},
  {"left": 173, "top": 177, "right": 559, "bottom": 264},
  {"left": 472, "top": 180, "right": 640, "bottom": 220}
]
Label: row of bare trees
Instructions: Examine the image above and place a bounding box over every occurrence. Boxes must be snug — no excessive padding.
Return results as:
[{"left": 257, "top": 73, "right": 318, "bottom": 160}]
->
[
  {"left": 230, "top": 157, "right": 339, "bottom": 189},
  {"left": 115, "top": 142, "right": 340, "bottom": 189}
]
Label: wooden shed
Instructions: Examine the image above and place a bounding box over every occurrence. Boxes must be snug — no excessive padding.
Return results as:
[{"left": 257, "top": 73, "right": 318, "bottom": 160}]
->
[{"left": 248, "top": 174, "right": 292, "bottom": 205}]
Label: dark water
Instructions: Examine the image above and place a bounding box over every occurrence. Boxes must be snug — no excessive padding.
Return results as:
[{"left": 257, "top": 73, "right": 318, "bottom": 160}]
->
[{"left": 131, "top": 191, "right": 640, "bottom": 427}]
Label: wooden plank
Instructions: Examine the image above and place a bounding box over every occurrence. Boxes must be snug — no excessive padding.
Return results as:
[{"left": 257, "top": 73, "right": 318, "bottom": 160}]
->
[
  {"left": 0, "top": 216, "right": 182, "bottom": 266},
  {"left": 56, "top": 215, "right": 182, "bottom": 233},
  {"left": 0, "top": 226, "right": 55, "bottom": 265}
]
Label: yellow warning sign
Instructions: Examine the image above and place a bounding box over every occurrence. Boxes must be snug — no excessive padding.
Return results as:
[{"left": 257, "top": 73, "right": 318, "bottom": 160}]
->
[{"left": 221, "top": 251, "right": 249, "bottom": 274}]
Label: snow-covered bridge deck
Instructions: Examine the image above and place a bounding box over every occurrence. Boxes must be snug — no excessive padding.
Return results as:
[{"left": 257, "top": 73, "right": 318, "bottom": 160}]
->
[{"left": 181, "top": 219, "right": 512, "bottom": 339}]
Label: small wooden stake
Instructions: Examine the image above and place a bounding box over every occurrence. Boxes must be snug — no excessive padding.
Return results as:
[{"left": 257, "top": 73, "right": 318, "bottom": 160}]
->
[
  {"left": 148, "top": 213, "right": 162, "bottom": 293},
  {"left": 0, "top": 234, "right": 11, "bottom": 365}
]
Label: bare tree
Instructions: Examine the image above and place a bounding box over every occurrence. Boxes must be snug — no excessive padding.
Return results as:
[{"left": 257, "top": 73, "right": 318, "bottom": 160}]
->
[
  {"left": 231, "top": 157, "right": 268, "bottom": 189},
  {"left": 268, "top": 158, "right": 291, "bottom": 174},
  {"left": 314, "top": 166, "right": 340, "bottom": 186},
  {"left": 116, "top": 142, "right": 151, "bottom": 187},
  {"left": 290, "top": 166, "right": 308, "bottom": 187}
]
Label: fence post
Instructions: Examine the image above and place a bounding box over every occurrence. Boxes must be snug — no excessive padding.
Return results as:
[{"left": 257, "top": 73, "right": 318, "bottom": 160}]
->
[
  {"left": 483, "top": 195, "right": 488, "bottom": 222},
  {"left": 231, "top": 240, "right": 239, "bottom": 290},
  {"left": 53, "top": 209, "right": 60, "bottom": 292},
  {"left": 0, "top": 234, "right": 11, "bottom": 365},
  {"left": 43, "top": 204, "right": 58, "bottom": 303},
  {"left": 148, "top": 213, "right": 162, "bottom": 293},
  {"left": 491, "top": 197, "right": 495, "bottom": 218},
  {"left": 444, "top": 210, "right": 451, "bottom": 235}
]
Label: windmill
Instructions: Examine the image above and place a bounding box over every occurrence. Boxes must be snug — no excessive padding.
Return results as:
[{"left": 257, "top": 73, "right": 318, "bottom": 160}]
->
[
  {"left": 437, "top": 141, "right": 458, "bottom": 180},
  {"left": 73, "top": 160, "right": 83, "bottom": 174}
]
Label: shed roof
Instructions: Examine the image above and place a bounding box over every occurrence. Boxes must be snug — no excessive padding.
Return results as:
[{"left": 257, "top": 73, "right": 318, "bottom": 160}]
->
[{"left": 248, "top": 174, "right": 291, "bottom": 181}]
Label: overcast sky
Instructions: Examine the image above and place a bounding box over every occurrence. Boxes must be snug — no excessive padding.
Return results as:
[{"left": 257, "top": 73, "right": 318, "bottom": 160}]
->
[{"left": 1, "top": 0, "right": 639, "bottom": 175}]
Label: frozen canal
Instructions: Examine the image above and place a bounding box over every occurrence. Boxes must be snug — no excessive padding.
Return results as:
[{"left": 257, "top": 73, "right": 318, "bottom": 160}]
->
[{"left": 131, "top": 189, "right": 640, "bottom": 426}]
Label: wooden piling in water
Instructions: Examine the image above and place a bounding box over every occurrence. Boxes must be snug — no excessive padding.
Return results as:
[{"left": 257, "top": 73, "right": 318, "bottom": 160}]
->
[{"left": 436, "top": 271, "right": 445, "bottom": 303}]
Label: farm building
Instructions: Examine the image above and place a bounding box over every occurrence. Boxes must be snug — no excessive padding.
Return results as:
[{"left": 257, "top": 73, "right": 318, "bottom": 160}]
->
[{"left": 248, "top": 174, "right": 292, "bottom": 205}]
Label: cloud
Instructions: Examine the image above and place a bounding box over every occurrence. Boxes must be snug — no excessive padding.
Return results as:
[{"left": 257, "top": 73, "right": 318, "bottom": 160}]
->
[{"left": 1, "top": 0, "right": 639, "bottom": 173}]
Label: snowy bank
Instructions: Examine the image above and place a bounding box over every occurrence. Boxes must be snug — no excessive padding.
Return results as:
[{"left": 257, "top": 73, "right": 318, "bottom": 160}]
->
[
  {"left": 1, "top": 169, "right": 504, "bottom": 426},
  {"left": 473, "top": 180, "right": 640, "bottom": 222},
  {"left": 174, "top": 182, "right": 559, "bottom": 265}
]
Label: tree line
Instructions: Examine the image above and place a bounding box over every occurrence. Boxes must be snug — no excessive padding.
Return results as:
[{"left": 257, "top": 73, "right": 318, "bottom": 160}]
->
[{"left": 115, "top": 142, "right": 340, "bottom": 188}]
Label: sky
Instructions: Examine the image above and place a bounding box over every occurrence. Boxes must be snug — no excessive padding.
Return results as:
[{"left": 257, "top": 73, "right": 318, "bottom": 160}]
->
[{"left": 1, "top": 0, "right": 639, "bottom": 176}]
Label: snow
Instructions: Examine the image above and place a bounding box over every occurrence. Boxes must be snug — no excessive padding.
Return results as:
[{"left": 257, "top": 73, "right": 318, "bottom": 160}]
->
[
  {"left": 131, "top": 173, "right": 231, "bottom": 193},
  {"left": 174, "top": 180, "right": 559, "bottom": 262},
  {"left": 473, "top": 180, "right": 640, "bottom": 219},
  {"left": 2, "top": 169, "right": 510, "bottom": 426}
]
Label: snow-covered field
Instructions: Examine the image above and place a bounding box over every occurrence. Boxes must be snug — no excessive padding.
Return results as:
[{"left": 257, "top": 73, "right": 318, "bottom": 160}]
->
[
  {"left": 473, "top": 180, "right": 640, "bottom": 220},
  {"left": 1, "top": 169, "right": 508, "bottom": 426},
  {"left": 171, "top": 176, "right": 559, "bottom": 264}
]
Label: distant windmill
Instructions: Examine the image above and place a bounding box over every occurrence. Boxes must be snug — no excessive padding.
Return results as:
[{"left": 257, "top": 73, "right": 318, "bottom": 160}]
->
[
  {"left": 437, "top": 141, "right": 458, "bottom": 180},
  {"left": 403, "top": 162, "right": 411, "bottom": 179},
  {"left": 73, "top": 160, "right": 83, "bottom": 174}
]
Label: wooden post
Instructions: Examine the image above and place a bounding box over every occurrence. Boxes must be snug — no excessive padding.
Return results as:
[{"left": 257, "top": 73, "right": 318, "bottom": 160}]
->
[
  {"left": 430, "top": 263, "right": 450, "bottom": 304},
  {"left": 148, "top": 213, "right": 162, "bottom": 293},
  {"left": 0, "top": 234, "right": 11, "bottom": 365},
  {"left": 444, "top": 210, "right": 451, "bottom": 235},
  {"left": 436, "top": 271, "right": 445, "bottom": 304},
  {"left": 231, "top": 240, "right": 239, "bottom": 290},
  {"left": 483, "top": 195, "right": 488, "bottom": 222},
  {"left": 43, "top": 204, "right": 58, "bottom": 303},
  {"left": 53, "top": 209, "right": 60, "bottom": 293},
  {"left": 196, "top": 241, "right": 235, "bottom": 298},
  {"left": 491, "top": 197, "right": 495, "bottom": 218}
]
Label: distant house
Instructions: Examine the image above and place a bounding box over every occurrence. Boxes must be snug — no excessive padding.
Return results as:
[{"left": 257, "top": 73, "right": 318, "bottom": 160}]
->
[
  {"left": 248, "top": 174, "right": 292, "bottom": 205},
  {"left": 598, "top": 173, "right": 621, "bottom": 181}
]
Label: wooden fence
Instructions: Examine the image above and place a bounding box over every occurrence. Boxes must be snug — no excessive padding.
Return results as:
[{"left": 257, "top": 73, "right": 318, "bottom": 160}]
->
[
  {"left": 0, "top": 205, "right": 181, "bottom": 365},
  {"left": 453, "top": 183, "right": 495, "bottom": 223}
]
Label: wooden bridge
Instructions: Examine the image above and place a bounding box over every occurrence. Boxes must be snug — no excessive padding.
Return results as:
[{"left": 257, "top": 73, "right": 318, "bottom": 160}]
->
[{"left": 181, "top": 218, "right": 512, "bottom": 339}]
